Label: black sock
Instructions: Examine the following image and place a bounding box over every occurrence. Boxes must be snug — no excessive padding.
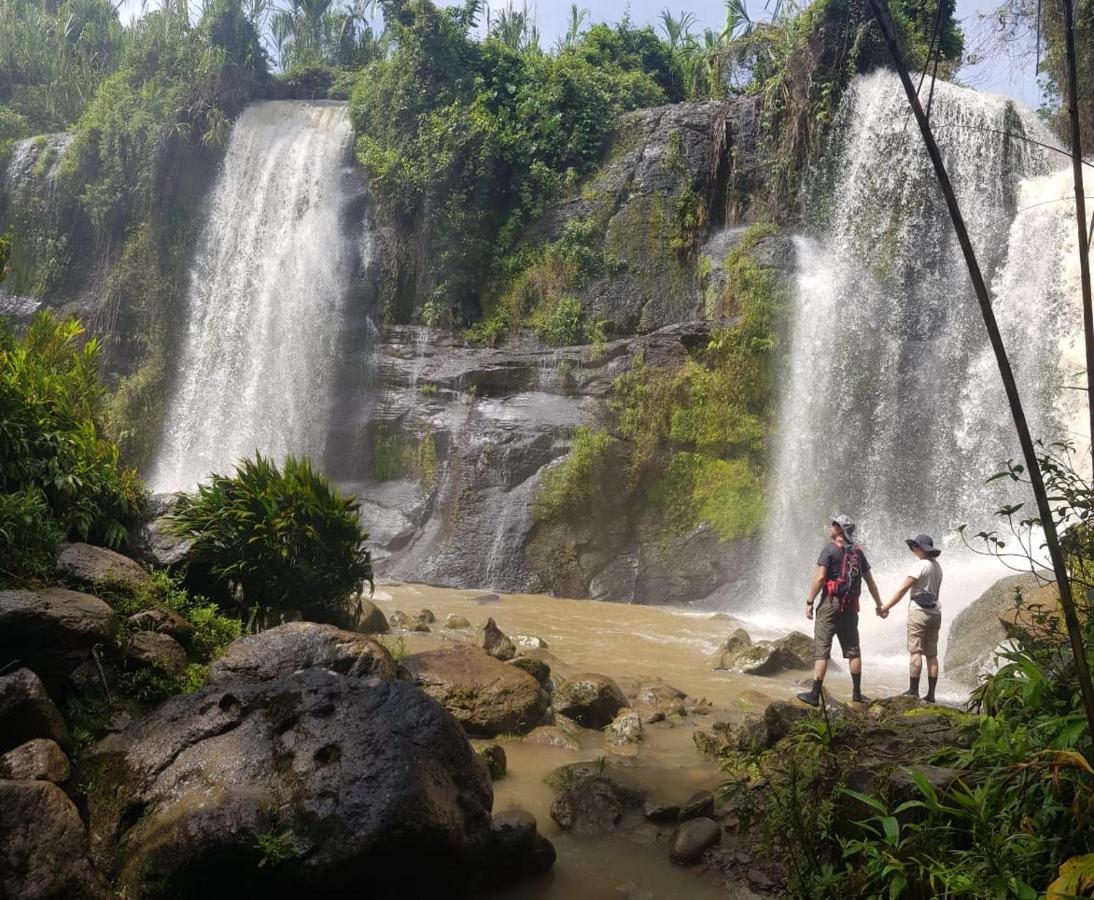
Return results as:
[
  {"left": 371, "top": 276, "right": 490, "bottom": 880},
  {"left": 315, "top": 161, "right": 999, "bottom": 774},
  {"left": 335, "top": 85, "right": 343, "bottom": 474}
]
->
[
  {"left": 851, "top": 672, "right": 862, "bottom": 700},
  {"left": 926, "top": 676, "right": 937, "bottom": 700},
  {"left": 907, "top": 676, "right": 920, "bottom": 695}
]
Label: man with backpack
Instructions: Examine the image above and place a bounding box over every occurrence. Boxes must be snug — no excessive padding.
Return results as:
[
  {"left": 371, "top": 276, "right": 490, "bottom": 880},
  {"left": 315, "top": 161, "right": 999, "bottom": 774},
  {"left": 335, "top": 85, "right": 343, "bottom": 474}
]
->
[
  {"left": 877, "top": 533, "right": 943, "bottom": 702},
  {"left": 797, "top": 514, "right": 885, "bottom": 707}
]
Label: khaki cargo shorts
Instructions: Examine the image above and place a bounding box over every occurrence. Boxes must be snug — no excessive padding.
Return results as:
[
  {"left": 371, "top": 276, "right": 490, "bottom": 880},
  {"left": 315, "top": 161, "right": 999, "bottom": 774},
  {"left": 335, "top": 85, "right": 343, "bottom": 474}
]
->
[
  {"left": 813, "top": 598, "right": 861, "bottom": 660},
  {"left": 907, "top": 604, "right": 942, "bottom": 656}
]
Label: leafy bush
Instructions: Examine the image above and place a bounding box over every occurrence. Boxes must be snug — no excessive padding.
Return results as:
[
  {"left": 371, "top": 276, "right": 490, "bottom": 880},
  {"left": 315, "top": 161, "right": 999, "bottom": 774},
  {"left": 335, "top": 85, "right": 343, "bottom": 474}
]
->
[
  {"left": 0, "top": 312, "right": 144, "bottom": 580},
  {"left": 350, "top": 1, "right": 677, "bottom": 321},
  {"left": 170, "top": 454, "right": 373, "bottom": 621},
  {"left": 534, "top": 428, "right": 615, "bottom": 522}
]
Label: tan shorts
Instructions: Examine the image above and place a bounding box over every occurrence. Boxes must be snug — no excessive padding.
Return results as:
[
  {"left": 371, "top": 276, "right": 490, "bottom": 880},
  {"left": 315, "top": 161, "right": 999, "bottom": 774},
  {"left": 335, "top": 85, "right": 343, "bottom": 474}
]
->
[{"left": 907, "top": 605, "right": 941, "bottom": 656}]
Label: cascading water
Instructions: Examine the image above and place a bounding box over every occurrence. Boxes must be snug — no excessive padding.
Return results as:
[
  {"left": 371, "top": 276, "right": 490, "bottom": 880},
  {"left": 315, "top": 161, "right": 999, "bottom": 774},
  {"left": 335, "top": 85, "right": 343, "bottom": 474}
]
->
[
  {"left": 757, "top": 71, "right": 1087, "bottom": 686},
  {"left": 150, "top": 101, "right": 358, "bottom": 491}
]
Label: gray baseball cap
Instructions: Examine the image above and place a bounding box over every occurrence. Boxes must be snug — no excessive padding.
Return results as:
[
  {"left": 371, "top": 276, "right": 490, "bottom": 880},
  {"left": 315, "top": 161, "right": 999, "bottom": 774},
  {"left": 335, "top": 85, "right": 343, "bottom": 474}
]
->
[{"left": 832, "top": 514, "right": 856, "bottom": 542}]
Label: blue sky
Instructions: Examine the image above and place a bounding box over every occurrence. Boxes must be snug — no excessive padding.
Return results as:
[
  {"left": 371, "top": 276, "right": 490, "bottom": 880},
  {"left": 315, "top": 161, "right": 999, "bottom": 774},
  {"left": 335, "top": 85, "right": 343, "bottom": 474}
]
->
[{"left": 119, "top": 0, "right": 1043, "bottom": 108}]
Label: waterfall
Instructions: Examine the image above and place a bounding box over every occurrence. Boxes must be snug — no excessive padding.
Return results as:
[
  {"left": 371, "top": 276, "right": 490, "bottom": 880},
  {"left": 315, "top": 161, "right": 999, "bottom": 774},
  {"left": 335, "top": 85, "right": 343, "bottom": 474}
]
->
[
  {"left": 149, "top": 101, "right": 358, "bottom": 492},
  {"left": 758, "top": 72, "right": 1086, "bottom": 672}
]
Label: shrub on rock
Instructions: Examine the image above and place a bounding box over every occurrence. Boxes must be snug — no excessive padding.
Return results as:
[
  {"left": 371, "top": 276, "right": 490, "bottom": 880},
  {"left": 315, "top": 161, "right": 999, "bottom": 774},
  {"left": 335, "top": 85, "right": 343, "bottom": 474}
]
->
[{"left": 169, "top": 454, "right": 373, "bottom": 623}]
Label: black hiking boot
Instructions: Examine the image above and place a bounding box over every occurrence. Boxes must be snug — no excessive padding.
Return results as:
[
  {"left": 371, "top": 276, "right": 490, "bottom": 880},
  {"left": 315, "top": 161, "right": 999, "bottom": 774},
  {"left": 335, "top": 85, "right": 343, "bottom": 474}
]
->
[
  {"left": 924, "top": 676, "right": 937, "bottom": 703},
  {"left": 902, "top": 676, "right": 920, "bottom": 699},
  {"left": 797, "top": 680, "right": 822, "bottom": 707}
]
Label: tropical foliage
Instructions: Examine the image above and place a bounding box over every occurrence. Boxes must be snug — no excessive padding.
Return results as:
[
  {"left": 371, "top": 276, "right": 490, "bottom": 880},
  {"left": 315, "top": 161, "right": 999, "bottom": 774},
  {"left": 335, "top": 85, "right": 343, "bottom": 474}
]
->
[
  {"left": 0, "top": 311, "right": 144, "bottom": 581},
  {"left": 169, "top": 453, "right": 373, "bottom": 622}
]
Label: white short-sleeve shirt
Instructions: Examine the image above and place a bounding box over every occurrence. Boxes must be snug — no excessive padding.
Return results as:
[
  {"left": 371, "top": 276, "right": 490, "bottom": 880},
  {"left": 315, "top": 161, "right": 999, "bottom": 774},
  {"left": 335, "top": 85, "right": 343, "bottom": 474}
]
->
[{"left": 908, "top": 558, "right": 943, "bottom": 608}]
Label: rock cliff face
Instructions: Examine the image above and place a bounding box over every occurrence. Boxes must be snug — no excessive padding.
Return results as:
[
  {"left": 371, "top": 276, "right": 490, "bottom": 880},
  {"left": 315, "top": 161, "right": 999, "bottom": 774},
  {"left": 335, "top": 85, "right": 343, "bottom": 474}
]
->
[
  {"left": 3, "top": 97, "right": 784, "bottom": 604},
  {"left": 357, "top": 310, "right": 783, "bottom": 603}
]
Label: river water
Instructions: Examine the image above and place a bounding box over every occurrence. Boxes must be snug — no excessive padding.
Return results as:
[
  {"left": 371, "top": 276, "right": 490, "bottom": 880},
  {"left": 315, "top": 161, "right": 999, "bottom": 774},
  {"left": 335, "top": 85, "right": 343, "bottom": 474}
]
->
[{"left": 372, "top": 580, "right": 971, "bottom": 898}]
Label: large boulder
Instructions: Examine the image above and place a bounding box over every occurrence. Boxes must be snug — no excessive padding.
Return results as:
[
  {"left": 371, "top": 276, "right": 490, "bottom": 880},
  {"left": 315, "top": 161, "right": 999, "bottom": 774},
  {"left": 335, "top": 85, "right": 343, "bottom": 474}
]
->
[
  {"left": 397, "top": 645, "right": 549, "bottom": 737},
  {"left": 482, "top": 810, "right": 556, "bottom": 889},
  {"left": 129, "top": 494, "right": 192, "bottom": 568},
  {"left": 206, "top": 622, "right": 396, "bottom": 685},
  {"left": 0, "top": 779, "right": 109, "bottom": 899},
  {"left": 0, "top": 669, "right": 71, "bottom": 753},
  {"left": 55, "top": 542, "right": 151, "bottom": 592},
  {"left": 82, "top": 669, "right": 544, "bottom": 897},
  {"left": 0, "top": 588, "right": 119, "bottom": 689},
  {"left": 945, "top": 573, "right": 1047, "bottom": 685},
  {"left": 552, "top": 673, "right": 628, "bottom": 728}
]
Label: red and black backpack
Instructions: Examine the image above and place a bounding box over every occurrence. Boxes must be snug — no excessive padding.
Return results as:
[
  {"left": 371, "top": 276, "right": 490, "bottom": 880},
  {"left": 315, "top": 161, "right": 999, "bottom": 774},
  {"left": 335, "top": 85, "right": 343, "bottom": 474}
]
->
[{"left": 825, "top": 543, "right": 863, "bottom": 612}]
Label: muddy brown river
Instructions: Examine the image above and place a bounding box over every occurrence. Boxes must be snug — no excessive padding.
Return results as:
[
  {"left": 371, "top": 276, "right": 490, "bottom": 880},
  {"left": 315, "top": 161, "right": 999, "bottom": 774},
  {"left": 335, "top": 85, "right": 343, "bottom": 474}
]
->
[{"left": 371, "top": 582, "right": 860, "bottom": 899}]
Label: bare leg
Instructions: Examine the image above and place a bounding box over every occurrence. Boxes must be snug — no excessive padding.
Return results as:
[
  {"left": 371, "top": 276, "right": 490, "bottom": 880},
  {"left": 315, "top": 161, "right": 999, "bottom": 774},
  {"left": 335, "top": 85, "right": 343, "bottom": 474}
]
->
[
  {"left": 813, "top": 658, "right": 829, "bottom": 683},
  {"left": 926, "top": 656, "right": 939, "bottom": 678},
  {"left": 905, "top": 653, "right": 923, "bottom": 697},
  {"left": 909, "top": 653, "right": 923, "bottom": 677}
]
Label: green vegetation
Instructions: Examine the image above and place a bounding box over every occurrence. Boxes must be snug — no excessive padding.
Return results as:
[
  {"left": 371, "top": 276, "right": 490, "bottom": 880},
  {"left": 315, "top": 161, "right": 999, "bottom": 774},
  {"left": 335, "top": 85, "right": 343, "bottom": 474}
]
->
[
  {"left": 726, "top": 594, "right": 1094, "bottom": 898},
  {"left": 169, "top": 453, "right": 373, "bottom": 622},
  {"left": 369, "top": 423, "right": 438, "bottom": 486},
  {"left": 0, "top": 312, "right": 144, "bottom": 581},
  {"left": 350, "top": 0, "right": 678, "bottom": 323},
  {"left": 533, "top": 427, "right": 616, "bottom": 521}
]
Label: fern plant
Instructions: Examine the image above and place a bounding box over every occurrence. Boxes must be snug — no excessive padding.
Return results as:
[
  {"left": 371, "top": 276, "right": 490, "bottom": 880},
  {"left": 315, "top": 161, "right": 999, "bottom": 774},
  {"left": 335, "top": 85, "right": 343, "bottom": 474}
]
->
[{"left": 169, "top": 453, "right": 373, "bottom": 622}]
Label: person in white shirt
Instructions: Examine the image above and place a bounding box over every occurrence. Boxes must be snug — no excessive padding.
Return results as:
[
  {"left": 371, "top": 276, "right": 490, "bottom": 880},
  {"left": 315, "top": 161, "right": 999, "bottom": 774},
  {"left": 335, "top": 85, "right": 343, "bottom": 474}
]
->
[{"left": 878, "top": 533, "right": 943, "bottom": 702}]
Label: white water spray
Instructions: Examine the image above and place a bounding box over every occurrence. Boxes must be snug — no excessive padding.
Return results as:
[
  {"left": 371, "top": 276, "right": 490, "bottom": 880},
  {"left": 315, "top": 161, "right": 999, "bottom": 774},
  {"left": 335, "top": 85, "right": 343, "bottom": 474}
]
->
[
  {"left": 756, "top": 72, "right": 1087, "bottom": 690},
  {"left": 150, "top": 101, "right": 356, "bottom": 491}
]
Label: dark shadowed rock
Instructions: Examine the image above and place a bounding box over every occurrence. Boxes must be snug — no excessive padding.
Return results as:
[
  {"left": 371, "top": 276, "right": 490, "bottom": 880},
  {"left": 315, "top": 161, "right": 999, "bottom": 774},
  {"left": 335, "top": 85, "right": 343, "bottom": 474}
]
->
[
  {"left": 126, "top": 631, "right": 188, "bottom": 677},
  {"left": 55, "top": 542, "right": 150, "bottom": 592},
  {"left": 82, "top": 670, "right": 507, "bottom": 897},
  {"left": 764, "top": 701, "right": 815, "bottom": 744},
  {"left": 398, "top": 645, "right": 549, "bottom": 737},
  {"left": 735, "top": 715, "right": 772, "bottom": 752},
  {"left": 389, "top": 610, "right": 411, "bottom": 628},
  {"left": 546, "top": 761, "right": 647, "bottom": 807},
  {"left": 206, "top": 622, "right": 396, "bottom": 685},
  {"left": 553, "top": 673, "right": 628, "bottom": 727},
  {"left": 887, "top": 765, "right": 962, "bottom": 806},
  {"left": 479, "top": 744, "right": 507, "bottom": 780},
  {"left": 643, "top": 797, "right": 680, "bottom": 822},
  {"left": 509, "top": 655, "right": 551, "bottom": 687},
  {"left": 0, "top": 588, "right": 118, "bottom": 689},
  {"left": 127, "top": 606, "right": 195, "bottom": 644},
  {"left": 483, "top": 809, "right": 556, "bottom": 889},
  {"left": 678, "top": 790, "right": 715, "bottom": 821},
  {"left": 419, "top": 608, "right": 436, "bottom": 624},
  {"left": 550, "top": 779, "right": 624, "bottom": 833},
  {"left": 0, "top": 669, "right": 70, "bottom": 753},
  {"left": 0, "top": 738, "right": 71, "bottom": 783},
  {"left": 351, "top": 597, "right": 390, "bottom": 634},
  {"left": 0, "top": 779, "right": 109, "bottom": 899},
  {"left": 669, "top": 817, "right": 721, "bottom": 864},
  {"left": 479, "top": 617, "right": 516, "bottom": 661}
]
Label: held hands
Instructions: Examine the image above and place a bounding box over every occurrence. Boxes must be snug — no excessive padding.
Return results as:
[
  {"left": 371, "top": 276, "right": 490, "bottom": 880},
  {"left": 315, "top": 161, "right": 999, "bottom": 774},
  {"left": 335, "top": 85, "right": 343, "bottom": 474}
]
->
[{"left": 875, "top": 604, "right": 889, "bottom": 619}]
